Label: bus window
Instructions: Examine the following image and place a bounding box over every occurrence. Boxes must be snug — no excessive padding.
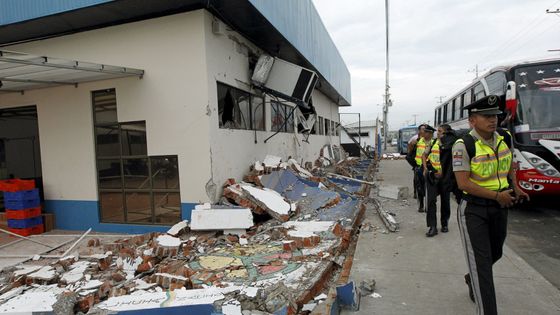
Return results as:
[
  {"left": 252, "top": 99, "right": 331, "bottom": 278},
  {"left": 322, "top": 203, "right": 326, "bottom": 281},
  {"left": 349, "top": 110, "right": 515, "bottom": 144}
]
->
[
  {"left": 485, "top": 72, "right": 507, "bottom": 96},
  {"left": 473, "top": 83, "right": 486, "bottom": 101},
  {"left": 443, "top": 103, "right": 448, "bottom": 123},
  {"left": 437, "top": 107, "right": 442, "bottom": 125},
  {"left": 462, "top": 92, "right": 471, "bottom": 118},
  {"left": 458, "top": 94, "right": 464, "bottom": 118},
  {"left": 451, "top": 99, "right": 456, "bottom": 121},
  {"left": 434, "top": 110, "right": 437, "bottom": 126}
]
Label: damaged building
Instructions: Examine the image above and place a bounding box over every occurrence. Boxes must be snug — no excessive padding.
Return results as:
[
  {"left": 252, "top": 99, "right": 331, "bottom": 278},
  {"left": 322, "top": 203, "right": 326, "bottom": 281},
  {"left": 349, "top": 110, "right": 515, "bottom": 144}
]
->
[{"left": 0, "top": 0, "right": 352, "bottom": 233}]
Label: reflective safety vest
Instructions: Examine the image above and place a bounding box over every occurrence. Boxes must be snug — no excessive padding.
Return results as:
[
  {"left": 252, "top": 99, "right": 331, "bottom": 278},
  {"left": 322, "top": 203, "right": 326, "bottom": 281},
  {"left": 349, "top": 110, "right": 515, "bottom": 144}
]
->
[
  {"left": 458, "top": 132, "right": 512, "bottom": 191},
  {"left": 428, "top": 140, "right": 441, "bottom": 172},
  {"left": 415, "top": 138, "right": 427, "bottom": 166}
]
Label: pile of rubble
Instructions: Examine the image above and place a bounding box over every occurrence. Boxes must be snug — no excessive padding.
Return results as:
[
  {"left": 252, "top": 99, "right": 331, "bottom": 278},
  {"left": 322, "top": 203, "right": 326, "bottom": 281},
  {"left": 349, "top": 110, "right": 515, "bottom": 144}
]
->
[{"left": 0, "top": 145, "right": 377, "bottom": 315}]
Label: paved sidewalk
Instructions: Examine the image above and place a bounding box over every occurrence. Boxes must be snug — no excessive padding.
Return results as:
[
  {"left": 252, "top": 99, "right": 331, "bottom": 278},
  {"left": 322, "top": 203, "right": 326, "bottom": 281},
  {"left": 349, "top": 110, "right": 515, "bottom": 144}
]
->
[{"left": 343, "top": 159, "right": 560, "bottom": 315}]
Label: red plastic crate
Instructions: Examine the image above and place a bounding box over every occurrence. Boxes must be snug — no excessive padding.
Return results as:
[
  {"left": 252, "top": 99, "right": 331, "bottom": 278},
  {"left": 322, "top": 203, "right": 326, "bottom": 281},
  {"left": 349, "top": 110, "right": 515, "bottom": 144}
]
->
[
  {"left": 0, "top": 179, "right": 35, "bottom": 192},
  {"left": 8, "top": 224, "right": 44, "bottom": 237},
  {"left": 6, "top": 207, "right": 42, "bottom": 220}
]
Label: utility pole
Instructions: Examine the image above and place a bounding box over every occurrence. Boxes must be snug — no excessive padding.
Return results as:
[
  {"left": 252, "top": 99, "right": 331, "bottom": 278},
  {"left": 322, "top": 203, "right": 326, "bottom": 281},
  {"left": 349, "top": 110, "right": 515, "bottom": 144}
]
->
[
  {"left": 412, "top": 114, "right": 418, "bottom": 125},
  {"left": 468, "top": 64, "right": 481, "bottom": 79},
  {"left": 435, "top": 96, "right": 446, "bottom": 104},
  {"left": 546, "top": 8, "right": 560, "bottom": 14},
  {"left": 383, "top": 0, "right": 390, "bottom": 151}
]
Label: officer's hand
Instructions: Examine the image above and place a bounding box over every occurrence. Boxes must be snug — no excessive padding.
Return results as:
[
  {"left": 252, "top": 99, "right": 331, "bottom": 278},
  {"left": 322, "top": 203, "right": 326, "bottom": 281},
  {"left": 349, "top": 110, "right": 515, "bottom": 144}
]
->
[
  {"left": 496, "top": 189, "right": 516, "bottom": 208},
  {"left": 514, "top": 187, "right": 530, "bottom": 203}
]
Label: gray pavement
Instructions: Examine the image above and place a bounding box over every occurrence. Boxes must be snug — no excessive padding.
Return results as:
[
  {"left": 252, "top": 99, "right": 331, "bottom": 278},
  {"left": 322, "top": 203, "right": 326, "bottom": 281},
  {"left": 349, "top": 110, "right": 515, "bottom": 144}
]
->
[{"left": 343, "top": 159, "right": 560, "bottom": 315}]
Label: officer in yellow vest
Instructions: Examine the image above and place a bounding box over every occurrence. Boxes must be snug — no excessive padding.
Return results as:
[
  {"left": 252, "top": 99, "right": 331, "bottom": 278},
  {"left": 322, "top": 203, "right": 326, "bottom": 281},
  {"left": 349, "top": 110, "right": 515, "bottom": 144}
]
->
[
  {"left": 422, "top": 124, "right": 451, "bottom": 237},
  {"left": 413, "top": 126, "right": 433, "bottom": 212},
  {"left": 452, "top": 95, "right": 529, "bottom": 315}
]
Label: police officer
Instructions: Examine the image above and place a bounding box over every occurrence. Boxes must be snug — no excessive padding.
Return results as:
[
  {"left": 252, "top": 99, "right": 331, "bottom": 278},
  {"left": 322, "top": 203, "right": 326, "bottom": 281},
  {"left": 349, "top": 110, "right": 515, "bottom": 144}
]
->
[
  {"left": 422, "top": 124, "right": 451, "bottom": 237},
  {"left": 413, "top": 125, "right": 433, "bottom": 212},
  {"left": 408, "top": 124, "right": 427, "bottom": 199},
  {"left": 452, "top": 95, "right": 529, "bottom": 315}
]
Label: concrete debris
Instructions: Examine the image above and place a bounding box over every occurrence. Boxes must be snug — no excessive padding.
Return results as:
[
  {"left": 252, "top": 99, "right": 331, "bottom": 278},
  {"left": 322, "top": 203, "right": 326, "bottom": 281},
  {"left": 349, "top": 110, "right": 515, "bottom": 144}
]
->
[
  {"left": 167, "top": 220, "right": 189, "bottom": 236},
  {"left": 359, "top": 279, "right": 376, "bottom": 295},
  {"left": 191, "top": 208, "right": 253, "bottom": 231},
  {"left": 378, "top": 185, "right": 408, "bottom": 200},
  {"left": 314, "top": 293, "right": 327, "bottom": 301},
  {"left": 263, "top": 155, "right": 282, "bottom": 168},
  {"left": 0, "top": 149, "right": 378, "bottom": 315},
  {"left": 381, "top": 153, "right": 404, "bottom": 160}
]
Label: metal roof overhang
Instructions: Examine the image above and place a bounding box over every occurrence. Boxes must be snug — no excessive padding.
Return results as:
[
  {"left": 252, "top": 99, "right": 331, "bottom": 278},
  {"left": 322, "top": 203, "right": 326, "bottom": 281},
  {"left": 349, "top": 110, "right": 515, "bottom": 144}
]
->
[
  {"left": 0, "top": 50, "right": 144, "bottom": 94},
  {"left": 0, "top": 0, "right": 349, "bottom": 106}
]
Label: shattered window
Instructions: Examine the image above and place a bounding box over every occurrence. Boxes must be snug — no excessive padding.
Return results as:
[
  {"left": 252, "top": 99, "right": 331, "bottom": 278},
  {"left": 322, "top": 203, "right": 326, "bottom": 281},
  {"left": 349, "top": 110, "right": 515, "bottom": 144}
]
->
[
  {"left": 217, "top": 82, "right": 263, "bottom": 130},
  {"left": 92, "top": 89, "right": 181, "bottom": 225},
  {"left": 251, "top": 95, "right": 265, "bottom": 131},
  {"left": 324, "top": 119, "right": 330, "bottom": 135},
  {"left": 318, "top": 116, "right": 324, "bottom": 135},
  {"left": 271, "top": 101, "right": 295, "bottom": 133}
]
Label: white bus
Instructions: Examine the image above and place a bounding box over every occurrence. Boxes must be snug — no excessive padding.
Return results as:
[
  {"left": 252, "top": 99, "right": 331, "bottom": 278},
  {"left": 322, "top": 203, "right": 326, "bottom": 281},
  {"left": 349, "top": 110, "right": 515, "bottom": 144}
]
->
[{"left": 434, "top": 58, "right": 560, "bottom": 197}]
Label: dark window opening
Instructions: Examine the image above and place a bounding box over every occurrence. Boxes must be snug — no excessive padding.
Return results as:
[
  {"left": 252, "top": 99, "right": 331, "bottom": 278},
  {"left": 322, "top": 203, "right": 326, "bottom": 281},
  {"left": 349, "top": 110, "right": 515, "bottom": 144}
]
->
[
  {"left": 451, "top": 99, "right": 456, "bottom": 121},
  {"left": 271, "top": 101, "right": 295, "bottom": 133},
  {"left": 217, "top": 82, "right": 264, "bottom": 130}
]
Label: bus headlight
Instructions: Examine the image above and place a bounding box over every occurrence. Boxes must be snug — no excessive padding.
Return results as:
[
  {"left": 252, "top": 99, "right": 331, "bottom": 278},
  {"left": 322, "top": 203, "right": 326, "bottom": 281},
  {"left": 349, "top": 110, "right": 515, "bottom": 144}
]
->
[{"left": 521, "top": 151, "right": 560, "bottom": 178}]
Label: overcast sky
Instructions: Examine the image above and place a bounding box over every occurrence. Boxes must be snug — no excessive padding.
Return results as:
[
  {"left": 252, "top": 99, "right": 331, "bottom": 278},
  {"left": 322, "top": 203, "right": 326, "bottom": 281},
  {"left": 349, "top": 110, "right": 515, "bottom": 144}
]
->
[{"left": 312, "top": 0, "right": 560, "bottom": 129}]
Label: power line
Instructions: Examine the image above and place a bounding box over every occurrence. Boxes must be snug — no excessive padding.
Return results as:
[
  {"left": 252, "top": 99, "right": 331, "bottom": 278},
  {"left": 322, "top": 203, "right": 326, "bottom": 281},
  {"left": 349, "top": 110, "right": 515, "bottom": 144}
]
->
[
  {"left": 476, "top": 0, "right": 560, "bottom": 65},
  {"left": 505, "top": 18, "right": 560, "bottom": 58}
]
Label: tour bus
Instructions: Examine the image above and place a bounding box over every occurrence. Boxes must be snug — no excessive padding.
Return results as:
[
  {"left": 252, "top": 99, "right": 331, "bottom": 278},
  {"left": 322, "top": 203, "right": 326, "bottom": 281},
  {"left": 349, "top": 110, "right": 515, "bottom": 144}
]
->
[
  {"left": 433, "top": 58, "right": 560, "bottom": 196},
  {"left": 397, "top": 126, "right": 417, "bottom": 154}
]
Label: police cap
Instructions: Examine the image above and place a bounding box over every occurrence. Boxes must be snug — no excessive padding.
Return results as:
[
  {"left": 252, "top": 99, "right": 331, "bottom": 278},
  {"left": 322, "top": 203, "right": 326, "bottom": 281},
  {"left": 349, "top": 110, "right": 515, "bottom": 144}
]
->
[
  {"left": 424, "top": 125, "right": 436, "bottom": 133},
  {"left": 464, "top": 95, "right": 503, "bottom": 115}
]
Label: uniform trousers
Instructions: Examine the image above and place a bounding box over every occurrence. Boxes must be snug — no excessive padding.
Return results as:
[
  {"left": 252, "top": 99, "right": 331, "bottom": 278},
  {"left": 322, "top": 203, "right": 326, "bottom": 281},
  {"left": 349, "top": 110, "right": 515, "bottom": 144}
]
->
[
  {"left": 425, "top": 176, "right": 450, "bottom": 228},
  {"left": 415, "top": 166, "right": 425, "bottom": 207},
  {"left": 457, "top": 197, "right": 508, "bottom": 315}
]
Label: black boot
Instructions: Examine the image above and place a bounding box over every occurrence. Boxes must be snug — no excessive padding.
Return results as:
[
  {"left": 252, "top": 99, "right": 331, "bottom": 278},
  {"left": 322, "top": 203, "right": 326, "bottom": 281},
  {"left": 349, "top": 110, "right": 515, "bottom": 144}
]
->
[
  {"left": 418, "top": 199, "right": 424, "bottom": 212},
  {"left": 441, "top": 225, "right": 449, "bottom": 233},
  {"left": 426, "top": 226, "right": 437, "bottom": 237}
]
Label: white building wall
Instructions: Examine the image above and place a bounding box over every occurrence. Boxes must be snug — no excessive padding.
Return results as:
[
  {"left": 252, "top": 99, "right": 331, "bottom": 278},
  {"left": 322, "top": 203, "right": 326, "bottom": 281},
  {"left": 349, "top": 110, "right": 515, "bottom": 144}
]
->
[
  {"left": 202, "top": 12, "right": 341, "bottom": 201},
  {"left": 0, "top": 11, "right": 212, "bottom": 204}
]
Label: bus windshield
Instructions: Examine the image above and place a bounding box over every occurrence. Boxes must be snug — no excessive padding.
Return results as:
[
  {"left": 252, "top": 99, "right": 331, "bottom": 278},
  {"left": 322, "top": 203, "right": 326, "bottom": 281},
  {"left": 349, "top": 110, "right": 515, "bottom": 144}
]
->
[
  {"left": 514, "top": 64, "right": 560, "bottom": 131},
  {"left": 400, "top": 128, "right": 417, "bottom": 142}
]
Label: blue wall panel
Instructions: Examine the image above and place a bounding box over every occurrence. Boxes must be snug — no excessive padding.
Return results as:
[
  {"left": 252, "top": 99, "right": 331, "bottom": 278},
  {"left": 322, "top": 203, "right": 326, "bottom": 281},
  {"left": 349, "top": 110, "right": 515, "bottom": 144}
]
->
[
  {"left": 0, "top": 0, "right": 112, "bottom": 25},
  {"left": 44, "top": 200, "right": 197, "bottom": 234},
  {"left": 249, "top": 0, "right": 351, "bottom": 104}
]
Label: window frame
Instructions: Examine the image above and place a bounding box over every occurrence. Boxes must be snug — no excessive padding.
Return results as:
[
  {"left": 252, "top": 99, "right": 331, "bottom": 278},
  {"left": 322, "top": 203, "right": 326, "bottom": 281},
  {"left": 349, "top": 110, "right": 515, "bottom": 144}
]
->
[
  {"left": 217, "top": 82, "right": 265, "bottom": 131},
  {"left": 92, "top": 89, "right": 181, "bottom": 225}
]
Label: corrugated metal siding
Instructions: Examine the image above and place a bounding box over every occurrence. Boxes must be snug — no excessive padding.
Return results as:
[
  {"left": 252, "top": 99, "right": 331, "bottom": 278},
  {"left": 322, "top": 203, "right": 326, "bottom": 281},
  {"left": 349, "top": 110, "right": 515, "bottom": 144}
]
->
[
  {"left": 0, "top": 0, "right": 112, "bottom": 25},
  {"left": 249, "top": 0, "right": 351, "bottom": 104}
]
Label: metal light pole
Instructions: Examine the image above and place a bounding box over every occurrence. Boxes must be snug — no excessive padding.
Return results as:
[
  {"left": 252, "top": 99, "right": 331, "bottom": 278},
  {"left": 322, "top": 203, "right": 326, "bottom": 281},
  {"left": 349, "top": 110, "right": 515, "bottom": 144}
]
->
[{"left": 383, "top": 0, "right": 390, "bottom": 150}]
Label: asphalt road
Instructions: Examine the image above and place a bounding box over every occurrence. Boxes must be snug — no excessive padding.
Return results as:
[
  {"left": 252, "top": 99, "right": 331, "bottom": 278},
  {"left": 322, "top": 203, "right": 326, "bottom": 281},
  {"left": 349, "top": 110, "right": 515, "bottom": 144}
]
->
[
  {"left": 385, "top": 143, "right": 560, "bottom": 290},
  {"left": 507, "top": 198, "right": 560, "bottom": 290}
]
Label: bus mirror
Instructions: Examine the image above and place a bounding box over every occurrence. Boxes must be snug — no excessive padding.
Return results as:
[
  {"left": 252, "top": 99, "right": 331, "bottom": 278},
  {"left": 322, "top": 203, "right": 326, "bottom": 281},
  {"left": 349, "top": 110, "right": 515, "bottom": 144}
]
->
[{"left": 504, "top": 81, "right": 518, "bottom": 124}]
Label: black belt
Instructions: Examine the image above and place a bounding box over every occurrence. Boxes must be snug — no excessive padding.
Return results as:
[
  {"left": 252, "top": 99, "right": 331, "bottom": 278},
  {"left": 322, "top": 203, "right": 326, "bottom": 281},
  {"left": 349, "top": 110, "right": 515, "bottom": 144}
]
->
[{"left": 462, "top": 194, "right": 501, "bottom": 207}]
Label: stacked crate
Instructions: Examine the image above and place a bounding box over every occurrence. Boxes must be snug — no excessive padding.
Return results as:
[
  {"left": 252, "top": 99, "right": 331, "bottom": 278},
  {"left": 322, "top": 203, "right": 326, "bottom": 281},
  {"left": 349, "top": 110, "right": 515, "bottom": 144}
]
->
[{"left": 0, "top": 179, "right": 43, "bottom": 236}]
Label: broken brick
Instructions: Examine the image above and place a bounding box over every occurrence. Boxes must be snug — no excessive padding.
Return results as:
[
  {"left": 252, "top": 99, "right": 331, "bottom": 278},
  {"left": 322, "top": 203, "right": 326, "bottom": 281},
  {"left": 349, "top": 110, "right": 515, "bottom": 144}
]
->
[
  {"left": 98, "top": 281, "right": 112, "bottom": 299},
  {"left": 283, "top": 240, "right": 297, "bottom": 252},
  {"left": 87, "top": 238, "right": 100, "bottom": 247},
  {"left": 118, "top": 247, "right": 136, "bottom": 258},
  {"left": 226, "top": 234, "right": 239, "bottom": 243},
  {"left": 332, "top": 222, "right": 344, "bottom": 237},
  {"left": 76, "top": 294, "right": 96, "bottom": 313},
  {"left": 97, "top": 255, "right": 112, "bottom": 271},
  {"left": 111, "top": 272, "right": 126, "bottom": 282}
]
